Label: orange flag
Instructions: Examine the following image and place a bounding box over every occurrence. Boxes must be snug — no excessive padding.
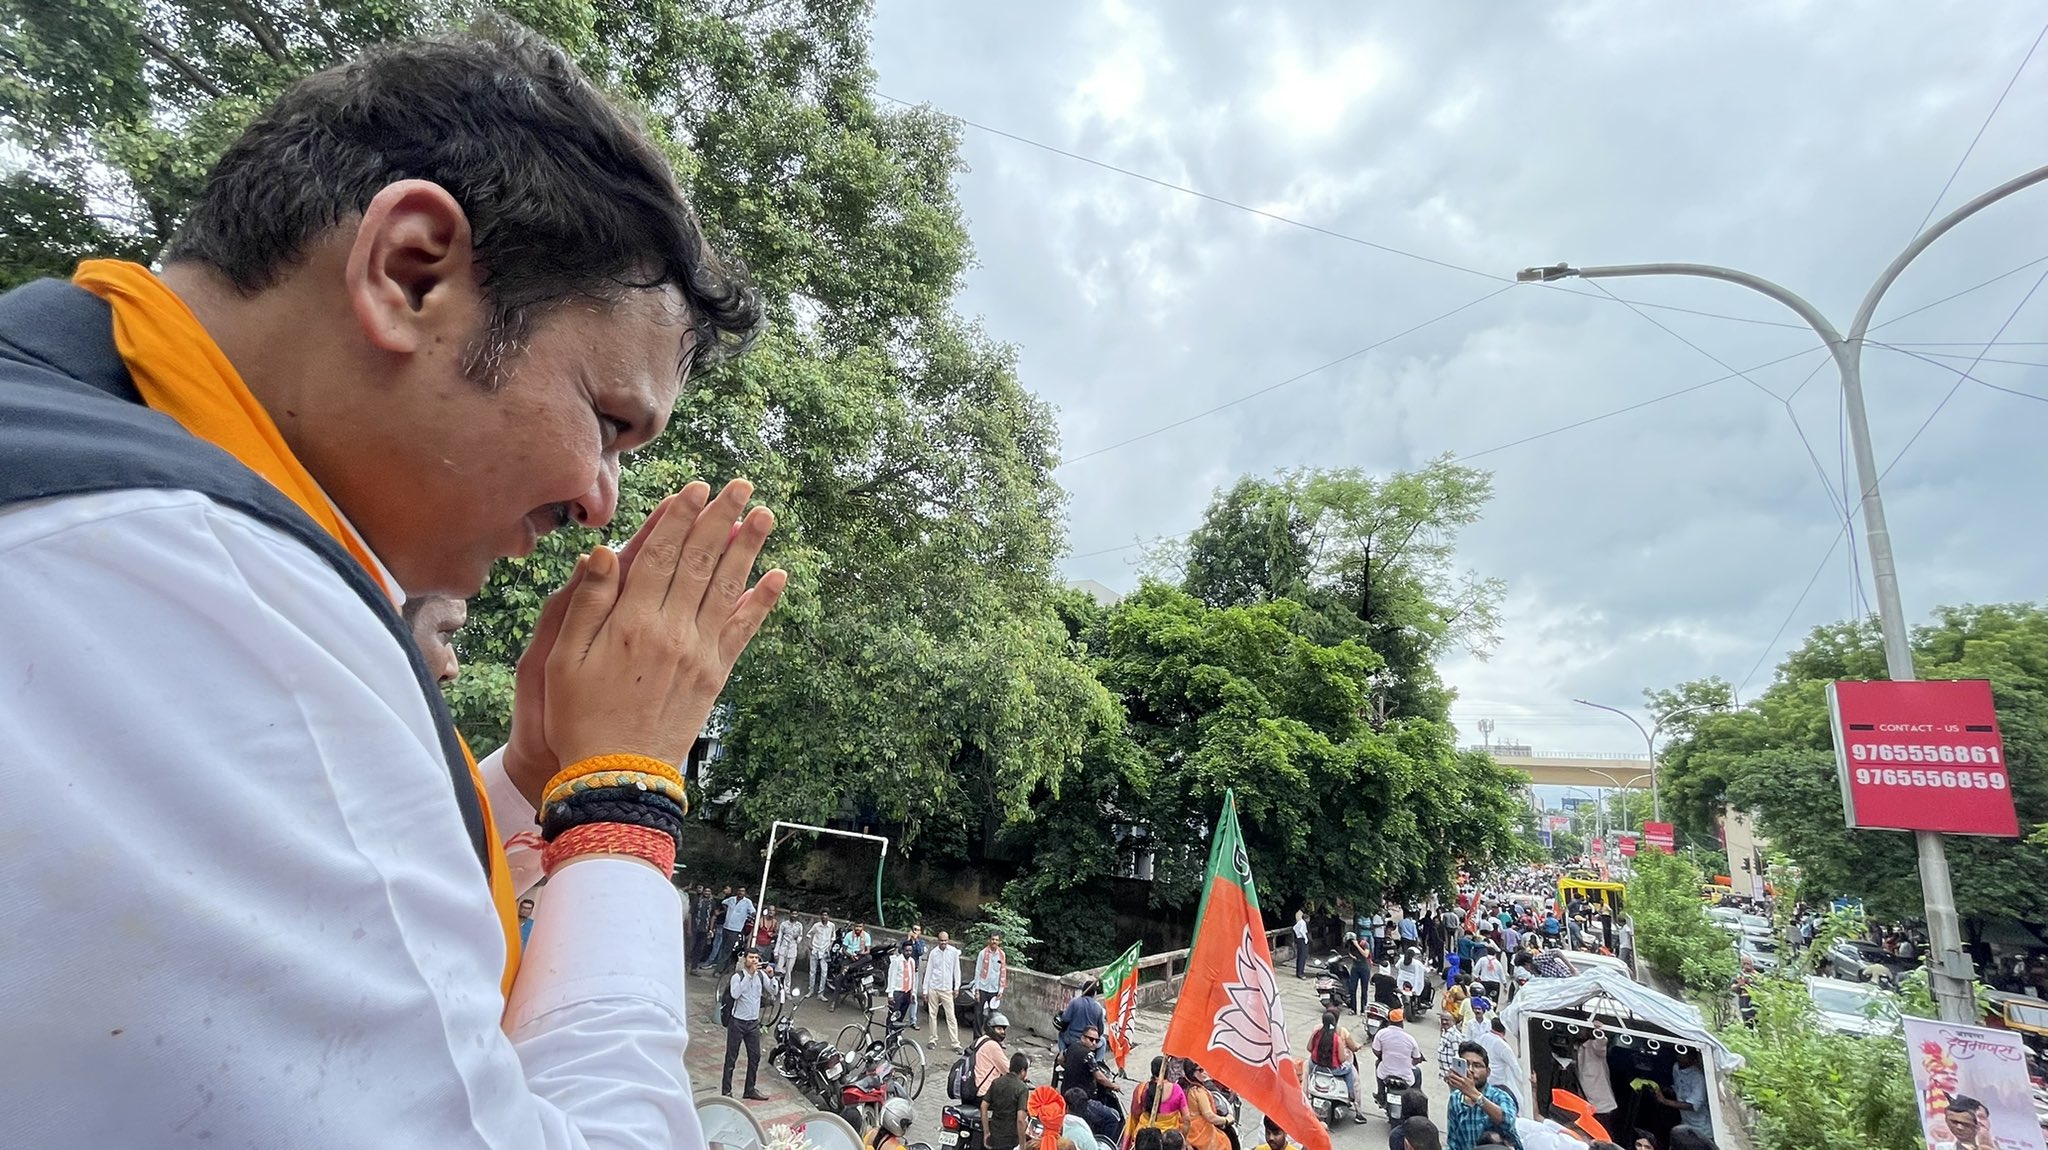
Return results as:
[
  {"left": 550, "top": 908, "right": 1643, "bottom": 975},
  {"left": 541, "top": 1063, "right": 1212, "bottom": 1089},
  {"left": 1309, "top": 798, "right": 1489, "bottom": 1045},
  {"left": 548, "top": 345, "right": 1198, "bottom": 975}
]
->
[{"left": 1162, "top": 793, "right": 1329, "bottom": 1150}]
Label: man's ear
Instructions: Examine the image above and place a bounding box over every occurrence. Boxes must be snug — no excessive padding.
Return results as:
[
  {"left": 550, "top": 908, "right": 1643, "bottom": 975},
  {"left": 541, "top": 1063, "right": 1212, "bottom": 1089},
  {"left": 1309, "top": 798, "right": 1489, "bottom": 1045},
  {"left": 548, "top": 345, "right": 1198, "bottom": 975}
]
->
[{"left": 344, "top": 180, "right": 482, "bottom": 356}]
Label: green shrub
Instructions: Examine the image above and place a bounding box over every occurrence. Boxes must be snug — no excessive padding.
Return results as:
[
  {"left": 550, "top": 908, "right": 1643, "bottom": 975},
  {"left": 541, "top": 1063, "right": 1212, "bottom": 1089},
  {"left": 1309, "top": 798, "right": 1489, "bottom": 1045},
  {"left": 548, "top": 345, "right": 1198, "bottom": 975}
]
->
[
  {"left": 1625, "top": 849, "right": 1738, "bottom": 1003},
  {"left": 971, "top": 900, "right": 1041, "bottom": 957},
  {"left": 1723, "top": 977, "right": 1920, "bottom": 1150}
]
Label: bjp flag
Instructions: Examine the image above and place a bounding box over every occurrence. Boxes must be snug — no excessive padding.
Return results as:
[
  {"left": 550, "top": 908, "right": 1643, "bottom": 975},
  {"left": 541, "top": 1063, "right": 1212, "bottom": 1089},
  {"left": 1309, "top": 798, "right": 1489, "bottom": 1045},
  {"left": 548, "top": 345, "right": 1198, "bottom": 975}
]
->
[
  {"left": 1101, "top": 941, "right": 1143, "bottom": 1072},
  {"left": 1162, "top": 793, "right": 1328, "bottom": 1150}
]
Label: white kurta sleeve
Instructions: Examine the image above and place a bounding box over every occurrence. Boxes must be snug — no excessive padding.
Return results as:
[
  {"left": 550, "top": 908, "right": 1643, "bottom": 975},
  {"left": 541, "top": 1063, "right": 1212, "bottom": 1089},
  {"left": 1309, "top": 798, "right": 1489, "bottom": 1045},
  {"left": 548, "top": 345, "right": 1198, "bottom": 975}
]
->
[{"left": 0, "top": 489, "right": 696, "bottom": 1150}]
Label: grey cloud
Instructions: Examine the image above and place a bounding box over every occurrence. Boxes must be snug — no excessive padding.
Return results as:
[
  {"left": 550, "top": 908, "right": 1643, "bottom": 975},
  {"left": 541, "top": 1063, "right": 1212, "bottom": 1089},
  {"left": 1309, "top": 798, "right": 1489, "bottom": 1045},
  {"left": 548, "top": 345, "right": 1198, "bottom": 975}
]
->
[{"left": 872, "top": 0, "right": 2048, "bottom": 750}]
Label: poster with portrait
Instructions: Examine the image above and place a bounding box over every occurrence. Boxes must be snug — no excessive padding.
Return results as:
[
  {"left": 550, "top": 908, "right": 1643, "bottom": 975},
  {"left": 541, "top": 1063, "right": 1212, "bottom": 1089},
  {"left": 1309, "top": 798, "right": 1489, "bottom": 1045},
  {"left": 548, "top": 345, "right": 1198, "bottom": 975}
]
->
[{"left": 1904, "top": 1017, "right": 2046, "bottom": 1150}]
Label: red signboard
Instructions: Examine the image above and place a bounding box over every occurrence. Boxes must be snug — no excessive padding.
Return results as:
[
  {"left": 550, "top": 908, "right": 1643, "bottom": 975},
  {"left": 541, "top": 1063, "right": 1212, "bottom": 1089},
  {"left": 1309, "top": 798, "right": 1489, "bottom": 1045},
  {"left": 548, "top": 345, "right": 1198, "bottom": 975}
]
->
[
  {"left": 1589, "top": 837, "right": 1605, "bottom": 856},
  {"left": 1618, "top": 834, "right": 1637, "bottom": 857},
  {"left": 1547, "top": 814, "right": 1572, "bottom": 832},
  {"left": 1642, "top": 822, "right": 1675, "bottom": 854},
  {"left": 1826, "top": 679, "right": 2018, "bottom": 837}
]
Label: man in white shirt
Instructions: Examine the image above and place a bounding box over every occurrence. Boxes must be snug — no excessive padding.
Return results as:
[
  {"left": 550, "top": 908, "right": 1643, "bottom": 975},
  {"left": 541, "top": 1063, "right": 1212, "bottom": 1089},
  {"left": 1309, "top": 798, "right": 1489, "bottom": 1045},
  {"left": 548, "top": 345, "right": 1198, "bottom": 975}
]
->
[
  {"left": 0, "top": 27, "right": 784, "bottom": 1150},
  {"left": 1396, "top": 948, "right": 1432, "bottom": 1008},
  {"left": 809, "top": 915, "right": 837, "bottom": 995},
  {"left": 1368, "top": 1009, "right": 1424, "bottom": 1090},
  {"left": 775, "top": 913, "right": 804, "bottom": 976},
  {"left": 1474, "top": 946, "right": 1507, "bottom": 1000},
  {"left": 723, "top": 950, "right": 776, "bottom": 1100},
  {"left": 887, "top": 940, "right": 920, "bottom": 1023},
  {"left": 974, "top": 933, "right": 1010, "bottom": 1033},
  {"left": 924, "top": 930, "right": 964, "bottom": 1050},
  {"left": 1475, "top": 1014, "right": 1529, "bottom": 1111},
  {"left": 723, "top": 892, "right": 757, "bottom": 968}
]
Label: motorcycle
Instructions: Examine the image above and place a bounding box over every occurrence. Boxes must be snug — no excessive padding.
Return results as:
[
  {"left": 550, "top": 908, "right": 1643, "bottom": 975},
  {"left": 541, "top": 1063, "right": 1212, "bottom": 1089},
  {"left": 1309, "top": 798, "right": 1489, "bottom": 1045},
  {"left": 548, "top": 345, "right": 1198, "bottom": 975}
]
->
[
  {"left": 769, "top": 994, "right": 852, "bottom": 1107},
  {"left": 838, "top": 1051, "right": 910, "bottom": 1132},
  {"left": 1313, "top": 958, "right": 1353, "bottom": 1015},
  {"left": 1374, "top": 1068, "right": 1417, "bottom": 1121},
  {"left": 824, "top": 944, "right": 882, "bottom": 1013},
  {"left": 942, "top": 1105, "right": 983, "bottom": 1150},
  {"left": 1360, "top": 1000, "right": 1390, "bottom": 1042},
  {"left": 1303, "top": 1064, "right": 1357, "bottom": 1130}
]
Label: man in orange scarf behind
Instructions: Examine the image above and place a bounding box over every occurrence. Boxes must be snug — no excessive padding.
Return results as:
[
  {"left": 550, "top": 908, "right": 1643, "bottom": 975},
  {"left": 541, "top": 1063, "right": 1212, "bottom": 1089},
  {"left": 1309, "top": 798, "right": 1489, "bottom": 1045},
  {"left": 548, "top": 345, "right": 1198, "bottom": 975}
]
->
[{"left": 0, "top": 21, "right": 785, "bottom": 1150}]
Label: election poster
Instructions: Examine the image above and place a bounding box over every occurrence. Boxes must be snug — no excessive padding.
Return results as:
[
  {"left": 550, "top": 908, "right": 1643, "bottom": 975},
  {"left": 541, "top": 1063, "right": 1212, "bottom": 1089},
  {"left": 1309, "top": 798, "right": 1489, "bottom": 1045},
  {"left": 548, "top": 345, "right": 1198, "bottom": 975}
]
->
[{"left": 1903, "top": 1016, "right": 2045, "bottom": 1150}]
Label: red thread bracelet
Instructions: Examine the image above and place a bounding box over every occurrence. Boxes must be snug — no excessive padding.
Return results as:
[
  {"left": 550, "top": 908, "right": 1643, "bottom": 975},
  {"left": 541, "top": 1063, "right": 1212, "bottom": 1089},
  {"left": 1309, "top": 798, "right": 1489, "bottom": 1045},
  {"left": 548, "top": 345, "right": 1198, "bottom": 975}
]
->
[{"left": 541, "top": 821, "right": 676, "bottom": 877}]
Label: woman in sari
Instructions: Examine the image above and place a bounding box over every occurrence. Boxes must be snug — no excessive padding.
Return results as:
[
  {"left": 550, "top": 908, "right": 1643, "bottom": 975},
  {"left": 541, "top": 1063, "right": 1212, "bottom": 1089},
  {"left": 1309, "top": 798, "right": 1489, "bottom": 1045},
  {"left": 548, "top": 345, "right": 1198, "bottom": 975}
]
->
[
  {"left": 1180, "top": 1061, "right": 1236, "bottom": 1150},
  {"left": 1121, "top": 1056, "right": 1187, "bottom": 1149}
]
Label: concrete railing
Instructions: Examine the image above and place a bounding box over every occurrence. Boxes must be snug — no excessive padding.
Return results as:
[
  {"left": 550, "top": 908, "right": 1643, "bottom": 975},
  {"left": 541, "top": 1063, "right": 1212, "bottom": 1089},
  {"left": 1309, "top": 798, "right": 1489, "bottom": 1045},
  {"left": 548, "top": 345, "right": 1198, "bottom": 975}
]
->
[
  {"left": 755, "top": 908, "right": 1294, "bottom": 1043},
  {"left": 1026, "top": 927, "right": 1297, "bottom": 1037}
]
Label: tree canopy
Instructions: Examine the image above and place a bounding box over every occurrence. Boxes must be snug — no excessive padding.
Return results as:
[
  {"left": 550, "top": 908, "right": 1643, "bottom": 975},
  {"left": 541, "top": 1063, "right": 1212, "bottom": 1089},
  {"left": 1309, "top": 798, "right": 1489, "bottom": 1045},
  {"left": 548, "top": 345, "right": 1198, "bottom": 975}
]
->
[
  {"left": 1166, "top": 457, "right": 1503, "bottom": 724},
  {"left": 1657, "top": 604, "right": 2048, "bottom": 925},
  {"left": 1, "top": 0, "right": 1530, "bottom": 970}
]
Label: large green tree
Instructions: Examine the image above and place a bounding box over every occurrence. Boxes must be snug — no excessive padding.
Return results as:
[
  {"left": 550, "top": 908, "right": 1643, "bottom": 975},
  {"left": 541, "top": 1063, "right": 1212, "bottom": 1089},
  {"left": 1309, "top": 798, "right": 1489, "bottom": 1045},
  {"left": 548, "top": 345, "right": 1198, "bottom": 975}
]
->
[
  {"left": 1169, "top": 458, "right": 1503, "bottom": 724},
  {"left": 1658, "top": 604, "right": 2048, "bottom": 925},
  {"left": 1088, "top": 582, "right": 1526, "bottom": 910},
  {"left": 2, "top": 0, "right": 1085, "bottom": 854}
]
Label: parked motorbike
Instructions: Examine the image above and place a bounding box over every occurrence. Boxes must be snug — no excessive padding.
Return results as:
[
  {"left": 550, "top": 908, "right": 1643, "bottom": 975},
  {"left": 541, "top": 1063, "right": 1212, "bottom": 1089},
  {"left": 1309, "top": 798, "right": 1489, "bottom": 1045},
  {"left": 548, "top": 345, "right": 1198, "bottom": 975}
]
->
[
  {"left": 769, "top": 995, "right": 851, "bottom": 1107},
  {"left": 824, "top": 944, "right": 882, "bottom": 1013},
  {"left": 1313, "top": 959, "right": 1353, "bottom": 1015},
  {"left": 838, "top": 1050, "right": 910, "bottom": 1132}
]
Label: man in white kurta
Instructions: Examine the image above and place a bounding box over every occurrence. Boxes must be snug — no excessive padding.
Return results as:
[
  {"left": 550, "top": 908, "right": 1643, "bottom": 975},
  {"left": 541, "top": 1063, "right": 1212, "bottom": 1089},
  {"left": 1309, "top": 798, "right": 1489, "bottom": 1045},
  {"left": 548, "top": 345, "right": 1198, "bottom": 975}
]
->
[{"left": 0, "top": 24, "right": 782, "bottom": 1150}]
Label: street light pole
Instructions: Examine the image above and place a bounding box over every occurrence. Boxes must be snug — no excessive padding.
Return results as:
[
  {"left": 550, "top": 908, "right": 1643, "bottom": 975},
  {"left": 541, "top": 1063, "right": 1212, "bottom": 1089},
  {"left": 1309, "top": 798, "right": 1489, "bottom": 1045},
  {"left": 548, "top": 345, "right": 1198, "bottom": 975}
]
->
[
  {"left": 1572, "top": 699, "right": 1725, "bottom": 826},
  {"left": 1523, "top": 161, "right": 2048, "bottom": 1025},
  {"left": 1563, "top": 787, "right": 1605, "bottom": 845}
]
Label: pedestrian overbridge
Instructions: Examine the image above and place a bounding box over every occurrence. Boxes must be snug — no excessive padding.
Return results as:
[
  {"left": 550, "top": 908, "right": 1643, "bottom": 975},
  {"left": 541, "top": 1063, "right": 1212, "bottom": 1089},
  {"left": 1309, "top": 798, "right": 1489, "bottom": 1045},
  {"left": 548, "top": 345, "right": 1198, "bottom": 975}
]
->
[{"left": 1472, "top": 749, "right": 1654, "bottom": 789}]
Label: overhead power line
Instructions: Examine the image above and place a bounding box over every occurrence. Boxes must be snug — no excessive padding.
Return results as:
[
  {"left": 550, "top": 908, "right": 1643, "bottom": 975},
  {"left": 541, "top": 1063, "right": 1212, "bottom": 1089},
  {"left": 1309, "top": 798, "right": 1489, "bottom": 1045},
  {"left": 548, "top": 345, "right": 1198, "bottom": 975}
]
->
[
  {"left": 1064, "top": 251, "right": 2048, "bottom": 563},
  {"left": 1059, "top": 284, "right": 1515, "bottom": 467},
  {"left": 1581, "top": 280, "right": 1848, "bottom": 513},
  {"left": 1909, "top": 16, "right": 2048, "bottom": 238},
  {"left": 1871, "top": 262, "right": 2048, "bottom": 484},
  {"left": 877, "top": 93, "right": 1817, "bottom": 332},
  {"left": 1867, "top": 341, "right": 2048, "bottom": 402},
  {"left": 1739, "top": 265, "right": 2048, "bottom": 692}
]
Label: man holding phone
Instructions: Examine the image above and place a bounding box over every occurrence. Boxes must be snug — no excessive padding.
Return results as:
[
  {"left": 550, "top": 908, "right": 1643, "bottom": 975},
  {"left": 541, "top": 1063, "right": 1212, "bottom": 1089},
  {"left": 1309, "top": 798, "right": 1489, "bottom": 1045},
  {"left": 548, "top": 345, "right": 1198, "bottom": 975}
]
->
[{"left": 1444, "top": 1042, "right": 1518, "bottom": 1150}]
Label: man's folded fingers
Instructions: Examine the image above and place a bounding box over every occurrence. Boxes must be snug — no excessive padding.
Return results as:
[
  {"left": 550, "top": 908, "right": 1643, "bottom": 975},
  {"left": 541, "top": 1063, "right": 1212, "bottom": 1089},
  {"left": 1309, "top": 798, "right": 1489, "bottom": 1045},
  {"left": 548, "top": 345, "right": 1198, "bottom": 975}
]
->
[
  {"left": 663, "top": 479, "right": 754, "bottom": 611},
  {"left": 701, "top": 505, "right": 776, "bottom": 626},
  {"left": 718, "top": 569, "right": 788, "bottom": 664},
  {"left": 620, "top": 482, "right": 710, "bottom": 614}
]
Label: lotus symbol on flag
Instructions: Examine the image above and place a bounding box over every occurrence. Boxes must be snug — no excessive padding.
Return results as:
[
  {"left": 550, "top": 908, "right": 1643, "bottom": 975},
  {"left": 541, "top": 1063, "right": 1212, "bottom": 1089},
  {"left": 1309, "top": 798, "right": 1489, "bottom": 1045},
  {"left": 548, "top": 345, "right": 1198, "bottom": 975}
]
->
[{"left": 1207, "top": 927, "right": 1291, "bottom": 1070}]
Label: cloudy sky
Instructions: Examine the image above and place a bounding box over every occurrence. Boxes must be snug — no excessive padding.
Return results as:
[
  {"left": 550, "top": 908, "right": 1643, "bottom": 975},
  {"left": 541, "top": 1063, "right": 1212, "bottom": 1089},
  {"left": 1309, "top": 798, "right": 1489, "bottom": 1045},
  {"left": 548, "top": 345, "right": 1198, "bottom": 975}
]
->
[{"left": 868, "top": 0, "right": 2048, "bottom": 757}]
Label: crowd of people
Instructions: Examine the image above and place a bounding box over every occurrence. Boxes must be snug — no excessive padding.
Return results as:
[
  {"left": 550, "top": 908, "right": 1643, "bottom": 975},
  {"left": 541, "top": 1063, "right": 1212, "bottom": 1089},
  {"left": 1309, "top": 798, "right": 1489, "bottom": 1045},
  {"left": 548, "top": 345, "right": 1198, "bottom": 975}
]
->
[{"left": 1282, "top": 861, "right": 1724, "bottom": 1150}]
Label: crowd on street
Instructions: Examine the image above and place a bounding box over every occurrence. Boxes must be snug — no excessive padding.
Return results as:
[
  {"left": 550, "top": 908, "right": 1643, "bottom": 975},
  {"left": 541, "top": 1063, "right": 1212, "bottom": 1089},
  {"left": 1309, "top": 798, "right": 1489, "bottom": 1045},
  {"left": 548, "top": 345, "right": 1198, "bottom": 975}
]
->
[{"left": 673, "top": 856, "right": 1751, "bottom": 1150}]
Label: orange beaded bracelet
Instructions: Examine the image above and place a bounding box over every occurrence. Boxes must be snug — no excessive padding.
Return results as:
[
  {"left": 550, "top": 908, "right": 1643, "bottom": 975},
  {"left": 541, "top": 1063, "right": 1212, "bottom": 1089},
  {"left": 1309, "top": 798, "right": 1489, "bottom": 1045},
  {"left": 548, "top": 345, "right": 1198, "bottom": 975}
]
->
[
  {"left": 543, "top": 753, "right": 685, "bottom": 796},
  {"left": 541, "top": 821, "right": 677, "bottom": 877}
]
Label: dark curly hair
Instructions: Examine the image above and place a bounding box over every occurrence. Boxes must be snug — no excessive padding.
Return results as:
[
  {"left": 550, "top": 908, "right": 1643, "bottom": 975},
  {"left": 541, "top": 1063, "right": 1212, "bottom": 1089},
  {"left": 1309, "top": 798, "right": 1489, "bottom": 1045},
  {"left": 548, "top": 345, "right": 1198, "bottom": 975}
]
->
[{"left": 167, "top": 20, "right": 760, "bottom": 380}]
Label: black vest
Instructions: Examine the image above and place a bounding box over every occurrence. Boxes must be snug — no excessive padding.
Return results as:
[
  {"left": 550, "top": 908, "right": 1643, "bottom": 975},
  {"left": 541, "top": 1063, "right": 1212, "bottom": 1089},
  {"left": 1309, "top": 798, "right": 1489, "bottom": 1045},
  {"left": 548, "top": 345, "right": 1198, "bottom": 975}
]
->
[{"left": 0, "top": 279, "right": 491, "bottom": 873}]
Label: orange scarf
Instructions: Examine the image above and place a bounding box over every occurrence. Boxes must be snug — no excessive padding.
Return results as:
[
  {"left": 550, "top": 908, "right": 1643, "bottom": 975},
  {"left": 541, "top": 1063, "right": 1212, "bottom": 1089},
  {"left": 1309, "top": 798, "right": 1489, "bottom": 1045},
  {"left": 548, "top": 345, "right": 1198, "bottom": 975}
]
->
[{"left": 73, "top": 259, "right": 523, "bottom": 997}]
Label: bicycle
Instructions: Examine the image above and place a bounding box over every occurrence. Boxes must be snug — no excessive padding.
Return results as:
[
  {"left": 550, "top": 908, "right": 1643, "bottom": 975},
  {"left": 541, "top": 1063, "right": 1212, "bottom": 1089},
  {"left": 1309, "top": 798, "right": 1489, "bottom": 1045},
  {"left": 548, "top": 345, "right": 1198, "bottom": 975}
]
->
[{"left": 834, "top": 1000, "right": 927, "bottom": 1100}]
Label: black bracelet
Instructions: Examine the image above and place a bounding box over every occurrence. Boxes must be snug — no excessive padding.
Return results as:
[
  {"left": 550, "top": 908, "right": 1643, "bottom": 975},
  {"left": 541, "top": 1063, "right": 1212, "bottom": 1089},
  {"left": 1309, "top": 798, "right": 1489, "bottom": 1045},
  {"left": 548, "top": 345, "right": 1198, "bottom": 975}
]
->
[
  {"left": 541, "top": 788, "right": 687, "bottom": 843},
  {"left": 544, "top": 784, "right": 687, "bottom": 827}
]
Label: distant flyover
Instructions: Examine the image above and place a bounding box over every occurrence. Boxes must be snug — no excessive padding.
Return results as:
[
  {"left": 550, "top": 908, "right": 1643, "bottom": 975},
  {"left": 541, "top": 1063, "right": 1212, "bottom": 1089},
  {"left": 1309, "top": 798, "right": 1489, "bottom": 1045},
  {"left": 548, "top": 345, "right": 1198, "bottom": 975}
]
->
[{"left": 1474, "top": 749, "right": 1654, "bottom": 789}]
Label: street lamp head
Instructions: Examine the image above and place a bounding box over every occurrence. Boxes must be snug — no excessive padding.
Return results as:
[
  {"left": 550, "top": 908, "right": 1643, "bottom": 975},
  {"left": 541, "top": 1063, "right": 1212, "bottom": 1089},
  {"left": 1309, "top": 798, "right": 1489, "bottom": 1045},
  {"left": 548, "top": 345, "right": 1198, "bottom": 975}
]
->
[{"left": 1517, "top": 263, "right": 1578, "bottom": 283}]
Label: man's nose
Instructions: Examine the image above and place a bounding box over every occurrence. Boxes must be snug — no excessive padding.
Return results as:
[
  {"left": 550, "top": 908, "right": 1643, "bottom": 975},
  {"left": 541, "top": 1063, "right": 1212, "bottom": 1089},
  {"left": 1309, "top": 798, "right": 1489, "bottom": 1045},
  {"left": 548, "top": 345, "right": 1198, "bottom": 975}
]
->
[{"left": 570, "top": 456, "right": 622, "bottom": 529}]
